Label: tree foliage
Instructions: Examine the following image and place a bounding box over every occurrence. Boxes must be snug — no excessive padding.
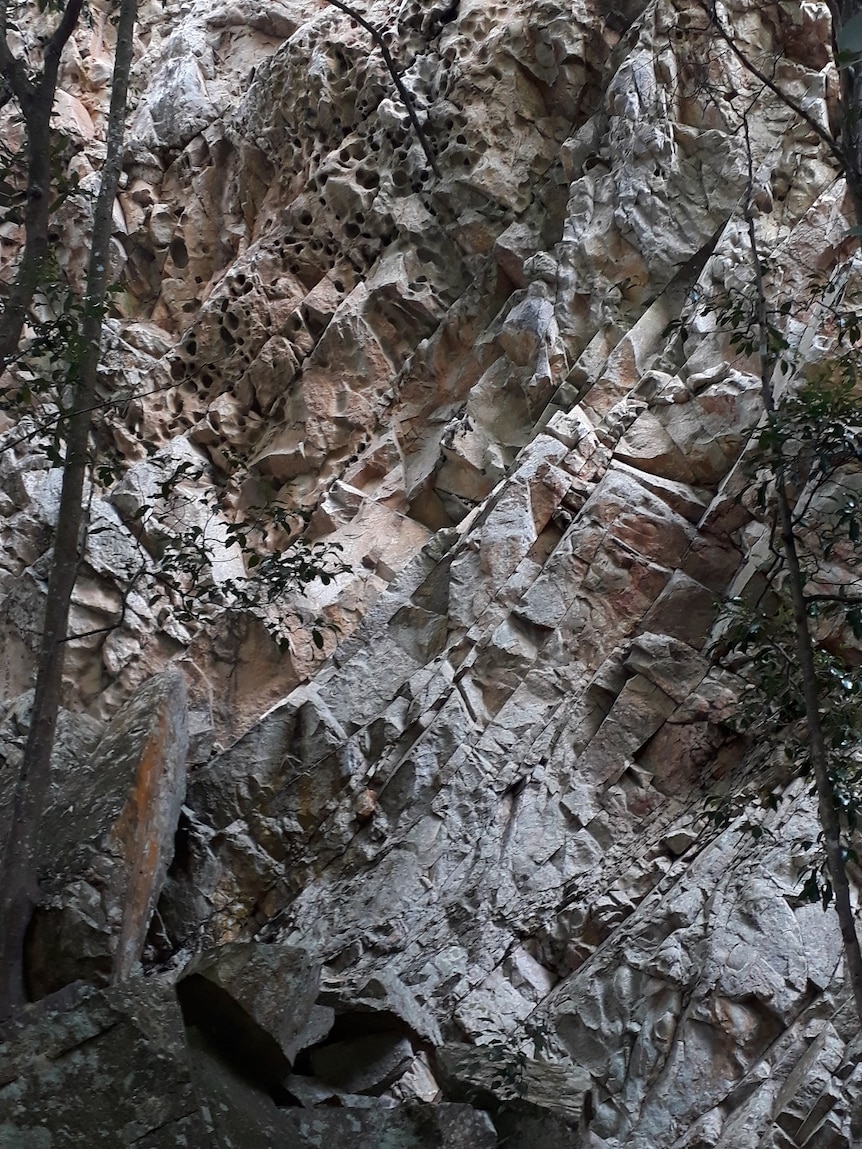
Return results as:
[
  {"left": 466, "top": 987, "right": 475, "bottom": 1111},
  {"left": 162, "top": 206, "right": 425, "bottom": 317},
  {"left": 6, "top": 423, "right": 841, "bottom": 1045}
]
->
[
  {"left": 687, "top": 246, "right": 862, "bottom": 1020},
  {"left": 0, "top": 0, "right": 348, "bottom": 1021}
]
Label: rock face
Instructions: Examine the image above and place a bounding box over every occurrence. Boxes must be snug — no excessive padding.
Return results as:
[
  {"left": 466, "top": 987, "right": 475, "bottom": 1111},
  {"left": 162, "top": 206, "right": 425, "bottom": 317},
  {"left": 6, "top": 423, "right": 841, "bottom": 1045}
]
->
[
  {"left": 0, "top": 670, "right": 190, "bottom": 997},
  {"left": 1, "top": 0, "right": 862, "bottom": 1145}
]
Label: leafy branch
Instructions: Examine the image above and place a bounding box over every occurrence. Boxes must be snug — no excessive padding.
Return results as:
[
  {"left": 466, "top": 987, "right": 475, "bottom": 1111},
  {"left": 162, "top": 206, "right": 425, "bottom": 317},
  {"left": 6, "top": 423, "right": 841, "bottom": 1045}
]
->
[{"left": 688, "top": 117, "right": 862, "bottom": 1020}]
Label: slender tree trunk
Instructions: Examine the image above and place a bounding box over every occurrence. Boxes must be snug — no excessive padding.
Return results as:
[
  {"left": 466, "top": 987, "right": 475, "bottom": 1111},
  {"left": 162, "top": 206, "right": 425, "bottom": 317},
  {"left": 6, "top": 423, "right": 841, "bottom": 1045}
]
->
[
  {"left": 0, "top": 0, "right": 85, "bottom": 360},
  {"left": 839, "top": 61, "right": 862, "bottom": 224},
  {"left": 798, "top": 0, "right": 862, "bottom": 1025},
  {"left": 771, "top": 480, "right": 862, "bottom": 1021},
  {"left": 825, "top": 1, "right": 862, "bottom": 221},
  {"left": 0, "top": 0, "right": 138, "bottom": 1021},
  {"left": 0, "top": 94, "right": 54, "bottom": 362},
  {"left": 703, "top": 0, "right": 862, "bottom": 1030},
  {"left": 744, "top": 202, "right": 862, "bottom": 1024}
]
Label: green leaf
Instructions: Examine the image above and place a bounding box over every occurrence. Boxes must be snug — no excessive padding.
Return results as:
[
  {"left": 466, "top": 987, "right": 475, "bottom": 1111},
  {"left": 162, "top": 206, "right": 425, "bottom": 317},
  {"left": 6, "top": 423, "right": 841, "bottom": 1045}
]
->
[{"left": 800, "top": 871, "right": 820, "bottom": 904}]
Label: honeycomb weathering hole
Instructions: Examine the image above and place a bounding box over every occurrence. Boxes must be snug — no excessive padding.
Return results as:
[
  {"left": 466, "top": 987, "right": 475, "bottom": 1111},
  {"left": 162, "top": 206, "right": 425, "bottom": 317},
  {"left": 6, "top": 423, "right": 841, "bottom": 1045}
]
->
[{"left": 170, "top": 237, "right": 189, "bottom": 269}]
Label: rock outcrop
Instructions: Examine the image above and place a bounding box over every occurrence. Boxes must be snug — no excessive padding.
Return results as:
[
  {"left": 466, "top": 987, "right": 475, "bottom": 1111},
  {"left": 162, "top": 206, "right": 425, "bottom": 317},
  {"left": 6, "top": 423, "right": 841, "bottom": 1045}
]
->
[{"left": 2, "top": 0, "right": 862, "bottom": 1145}]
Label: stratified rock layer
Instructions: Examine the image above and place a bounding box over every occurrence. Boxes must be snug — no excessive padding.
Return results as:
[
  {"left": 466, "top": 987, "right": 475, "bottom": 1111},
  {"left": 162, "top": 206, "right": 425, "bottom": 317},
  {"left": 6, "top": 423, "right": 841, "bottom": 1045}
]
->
[{"left": 1, "top": 0, "right": 862, "bottom": 1146}]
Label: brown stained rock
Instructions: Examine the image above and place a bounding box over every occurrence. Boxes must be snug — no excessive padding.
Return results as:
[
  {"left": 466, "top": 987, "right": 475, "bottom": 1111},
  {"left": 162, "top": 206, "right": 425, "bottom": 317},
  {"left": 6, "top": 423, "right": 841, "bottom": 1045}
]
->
[
  {"left": 615, "top": 411, "right": 693, "bottom": 483},
  {"left": 354, "top": 787, "right": 378, "bottom": 821},
  {"left": 638, "top": 571, "right": 719, "bottom": 650},
  {"left": 579, "top": 673, "right": 678, "bottom": 788},
  {"left": 637, "top": 718, "right": 733, "bottom": 797},
  {"left": 27, "top": 669, "right": 189, "bottom": 996},
  {"left": 112, "top": 672, "right": 190, "bottom": 980},
  {"left": 623, "top": 633, "right": 708, "bottom": 704},
  {"left": 579, "top": 467, "right": 695, "bottom": 569}
]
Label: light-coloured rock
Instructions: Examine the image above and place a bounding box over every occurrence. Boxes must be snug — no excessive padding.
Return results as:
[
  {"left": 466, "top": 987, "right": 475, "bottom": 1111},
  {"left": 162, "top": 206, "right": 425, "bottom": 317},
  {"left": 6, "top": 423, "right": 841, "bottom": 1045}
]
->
[{"left": 1, "top": 0, "right": 861, "bottom": 1144}]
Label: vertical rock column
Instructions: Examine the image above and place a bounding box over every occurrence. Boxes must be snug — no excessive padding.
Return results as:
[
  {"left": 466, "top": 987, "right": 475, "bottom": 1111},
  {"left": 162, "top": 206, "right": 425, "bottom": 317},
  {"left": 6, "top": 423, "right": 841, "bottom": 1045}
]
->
[{"left": 26, "top": 668, "right": 189, "bottom": 996}]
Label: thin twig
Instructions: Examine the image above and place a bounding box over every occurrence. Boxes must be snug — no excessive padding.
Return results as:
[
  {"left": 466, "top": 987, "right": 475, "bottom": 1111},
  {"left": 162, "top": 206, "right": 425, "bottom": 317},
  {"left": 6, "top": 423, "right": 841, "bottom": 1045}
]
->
[
  {"left": 324, "top": 0, "right": 442, "bottom": 178},
  {"left": 696, "top": 0, "right": 846, "bottom": 170}
]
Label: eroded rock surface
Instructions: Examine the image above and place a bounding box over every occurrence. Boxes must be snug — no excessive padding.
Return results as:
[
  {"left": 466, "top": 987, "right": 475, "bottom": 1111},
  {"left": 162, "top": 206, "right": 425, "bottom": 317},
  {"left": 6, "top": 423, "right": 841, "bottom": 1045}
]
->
[{"left": 1, "top": 0, "right": 862, "bottom": 1145}]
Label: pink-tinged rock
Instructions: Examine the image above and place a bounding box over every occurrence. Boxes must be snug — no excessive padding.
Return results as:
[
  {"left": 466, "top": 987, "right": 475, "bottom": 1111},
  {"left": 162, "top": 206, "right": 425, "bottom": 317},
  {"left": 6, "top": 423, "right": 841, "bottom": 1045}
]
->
[
  {"left": 615, "top": 410, "right": 694, "bottom": 483},
  {"left": 610, "top": 461, "right": 711, "bottom": 524},
  {"left": 638, "top": 718, "right": 737, "bottom": 796},
  {"left": 580, "top": 673, "right": 677, "bottom": 787},
  {"left": 27, "top": 669, "right": 188, "bottom": 995},
  {"left": 639, "top": 571, "right": 719, "bottom": 649}
]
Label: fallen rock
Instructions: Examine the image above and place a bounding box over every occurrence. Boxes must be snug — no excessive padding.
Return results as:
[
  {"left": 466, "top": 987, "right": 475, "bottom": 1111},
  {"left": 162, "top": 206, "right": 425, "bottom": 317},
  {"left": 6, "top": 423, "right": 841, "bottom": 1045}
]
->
[
  {"left": 0, "top": 980, "right": 208, "bottom": 1146},
  {"left": 0, "top": 978, "right": 499, "bottom": 1149},
  {"left": 26, "top": 669, "right": 189, "bottom": 996},
  {"left": 308, "top": 1031, "right": 415, "bottom": 1096},
  {"left": 177, "top": 942, "right": 321, "bottom": 1085},
  {"left": 436, "top": 1043, "right": 592, "bottom": 1147}
]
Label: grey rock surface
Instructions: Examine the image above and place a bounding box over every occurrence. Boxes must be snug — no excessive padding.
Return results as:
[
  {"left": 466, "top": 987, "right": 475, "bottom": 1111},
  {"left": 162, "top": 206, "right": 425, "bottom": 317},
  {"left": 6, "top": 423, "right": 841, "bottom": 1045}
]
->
[
  {"left": 0, "top": 0, "right": 861, "bottom": 1145},
  {"left": 0, "top": 981, "right": 208, "bottom": 1147}
]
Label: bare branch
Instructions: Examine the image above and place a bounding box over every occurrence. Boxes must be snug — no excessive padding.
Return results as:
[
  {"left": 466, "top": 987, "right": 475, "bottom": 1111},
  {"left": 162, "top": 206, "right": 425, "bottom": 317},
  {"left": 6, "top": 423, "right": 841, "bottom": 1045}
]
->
[
  {"left": 43, "top": 0, "right": 85, "bottom": 67},
  {"left": 60, "top": 557, "right": 148, "bottom": 645},
  {"left": 804, "top": 593, "right": 862, "bottom": 606},
  {"left": 695, "top": 0, "right": 846, "bottom": 170},
  {"left": 324, "top": 0, "right": 442, "bottom": 179}
]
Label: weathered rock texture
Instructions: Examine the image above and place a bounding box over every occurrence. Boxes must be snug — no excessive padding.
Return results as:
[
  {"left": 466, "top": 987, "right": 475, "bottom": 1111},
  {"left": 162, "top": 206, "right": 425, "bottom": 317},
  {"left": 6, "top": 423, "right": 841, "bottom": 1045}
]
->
[{"left": 2, "top": 0, "right": 862, "bottom": 1145}]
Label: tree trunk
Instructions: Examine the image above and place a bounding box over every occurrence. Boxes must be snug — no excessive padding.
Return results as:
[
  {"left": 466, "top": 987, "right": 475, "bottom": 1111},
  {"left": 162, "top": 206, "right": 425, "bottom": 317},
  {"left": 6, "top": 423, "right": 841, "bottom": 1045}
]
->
[
  {"left": 0, "top": 0, "right": 85, "bottom": 361},
  {"left": 772, "top": 482, "right": 862, "bottom": 1021},
  {"left": 0, "top": 0, "right": 138, "bottom": 1021},
  {"left": 710, "top": 0, "right": 862, "bottom": 1030},
  {"left": 826, "top": 1, "right": 862, "bottom": 221},
  {"left": 0, "top": 94, "right": 54, "bottom": 362},
  {"left": 746, "top": 207, "right": 862, "bottom": 1026}
]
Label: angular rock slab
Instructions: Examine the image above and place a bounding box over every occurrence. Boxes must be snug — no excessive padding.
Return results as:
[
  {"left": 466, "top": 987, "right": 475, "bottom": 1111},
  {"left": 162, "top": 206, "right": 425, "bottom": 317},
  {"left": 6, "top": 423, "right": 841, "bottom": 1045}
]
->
[
  {"left": 0, "top": 981, "right": 208, "bottom": 1147},
  {"left": 280, "top": 1102, "right": 499, "bottom": 1148},
  {"left": 0, "top": 978, "right": 499, "bottom": 1149},
  {"left": 178, "top": 942, "right": 321, "bottom": 1081},
  {"left": 27, "top": 669, "right": 189, "bottom": 996},
  {"left": 319, "top": 971, "right": 444, "bottom": 1047},
  {"left": 436, "top": 1044, "right": 591, "bottom": 1148},
  {"left": 191, "top": 1028, "right": 499, "bottom": 1149}
]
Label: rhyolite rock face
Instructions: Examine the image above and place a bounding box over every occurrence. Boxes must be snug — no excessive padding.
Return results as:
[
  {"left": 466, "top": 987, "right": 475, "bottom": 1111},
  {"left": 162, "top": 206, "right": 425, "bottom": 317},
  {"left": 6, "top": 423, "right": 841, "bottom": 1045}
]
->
[{"left": 1, "top": 0, "right": 862, "bottom": 1145}]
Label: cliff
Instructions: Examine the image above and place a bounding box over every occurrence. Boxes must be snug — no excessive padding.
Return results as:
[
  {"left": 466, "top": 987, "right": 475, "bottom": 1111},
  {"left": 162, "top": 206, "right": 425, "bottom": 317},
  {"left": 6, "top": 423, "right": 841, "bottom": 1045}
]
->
[{"left": 1, "top": 0, "right": 861, "bottom": 1145}]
